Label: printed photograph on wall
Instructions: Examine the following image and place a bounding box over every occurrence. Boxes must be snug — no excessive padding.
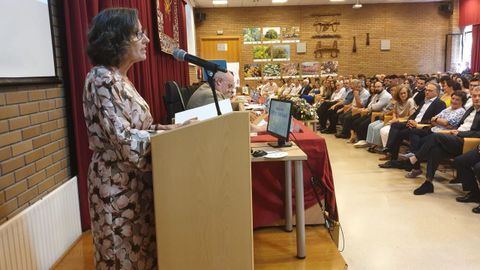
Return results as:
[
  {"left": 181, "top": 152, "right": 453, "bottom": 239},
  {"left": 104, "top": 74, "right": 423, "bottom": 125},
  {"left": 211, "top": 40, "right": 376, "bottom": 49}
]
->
[
  {"left": 301, "top": 62, "right": 321, "bottom": 77},
  {"left": 281, "top": 26, "right": 300, "bottom": 43},
  {"left": 272, "top": 45, "right": 290, "bottom": 61},
  {"left": 243, "top": 27, "right": 261, "bottom": 44},
  {"left": 320, "top": 61, "right": 339, "bottom": 75},
  {"left": 281, "top": 63, "right": 299, "bottom": 78},
  {"left": 262, "top": 63, "right": 281, "bottom": 79},
  {"left": 253, "top": 45, "right": 271, "bottom": 62},
  {"left": 244, "top": 64, "right": 262, "bottom": 80},
  {"left": 262, "top": 27, "right": 281, "bottom": 44}
]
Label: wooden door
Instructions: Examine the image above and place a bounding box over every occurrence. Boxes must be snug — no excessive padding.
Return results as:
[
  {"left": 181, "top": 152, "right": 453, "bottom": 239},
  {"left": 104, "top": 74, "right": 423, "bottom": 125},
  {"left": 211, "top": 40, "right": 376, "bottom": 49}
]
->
[{"left": 200, "top": 36, "right": 240, "bottom": 62}]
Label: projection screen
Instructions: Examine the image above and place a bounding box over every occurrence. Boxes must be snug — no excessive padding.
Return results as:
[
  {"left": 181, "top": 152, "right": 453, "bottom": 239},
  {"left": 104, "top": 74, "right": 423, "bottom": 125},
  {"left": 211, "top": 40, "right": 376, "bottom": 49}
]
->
[{"left": 0, "top": 0, "right": 57, "bottom": 83}]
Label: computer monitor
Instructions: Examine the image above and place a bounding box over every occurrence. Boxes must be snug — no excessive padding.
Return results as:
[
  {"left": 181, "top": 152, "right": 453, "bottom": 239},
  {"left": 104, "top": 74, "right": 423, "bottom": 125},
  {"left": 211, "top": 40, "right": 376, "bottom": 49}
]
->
[{"left": 267, "top": 99, "right": 293, "bottom": 148}]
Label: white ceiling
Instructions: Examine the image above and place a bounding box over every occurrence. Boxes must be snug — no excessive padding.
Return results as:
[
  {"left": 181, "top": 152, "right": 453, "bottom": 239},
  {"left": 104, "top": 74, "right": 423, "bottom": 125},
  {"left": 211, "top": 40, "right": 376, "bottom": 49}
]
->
[{"left": 191, "top": 0, "right": 445, "bottom": 8}]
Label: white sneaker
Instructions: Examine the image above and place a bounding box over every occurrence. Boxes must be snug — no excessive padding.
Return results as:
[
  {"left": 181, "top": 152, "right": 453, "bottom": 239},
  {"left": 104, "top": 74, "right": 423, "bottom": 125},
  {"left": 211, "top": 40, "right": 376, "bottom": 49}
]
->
[{"left": 353, "top": 140, "right": 369, "bottom": 148}]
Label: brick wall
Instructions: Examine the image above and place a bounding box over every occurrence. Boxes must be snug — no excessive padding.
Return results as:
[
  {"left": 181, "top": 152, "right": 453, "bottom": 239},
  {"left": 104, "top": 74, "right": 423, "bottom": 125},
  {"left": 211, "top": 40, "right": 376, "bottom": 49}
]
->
[
  {"left": 0, "top": 0, "right": 71, "bottom": 224},
  {"left": 196, "top": 2, "right": 457, "bottom": 84}
]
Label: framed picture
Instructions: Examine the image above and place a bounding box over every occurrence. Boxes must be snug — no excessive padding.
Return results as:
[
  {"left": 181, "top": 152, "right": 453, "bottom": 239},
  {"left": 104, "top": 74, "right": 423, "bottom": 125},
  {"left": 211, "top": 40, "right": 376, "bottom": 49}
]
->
[
  {"left": 155, "top": 0, "right": 180, "bottom": 54},
  {"left": 253, "top": 45, "right": 271, "bottom": 62},
  {"left": 243, "top": 27, "right": 261, "bottom": 44},
  {"left": 281, "top": 63, "right": 299, "bottom": 78},
  {"left": 262, "top": 27, "right": 281, "bottom": 44},
  {"left": 301, "top": 62, "right": 320, "bottom": 77},
  {"left": 262, "top": 63, "right": 281, "bottom": 79},
  {"left": 272, "top": 45, "right": 290, "bottom": 61},
  {"left": 244, "top": 64, "right": 262, "bottom": 80},
  {"left": 281, "top": 26, "right": 300, "bottom": 43},
  {"left": 320, "top": 61, "right": 338, "bottom": 75}
]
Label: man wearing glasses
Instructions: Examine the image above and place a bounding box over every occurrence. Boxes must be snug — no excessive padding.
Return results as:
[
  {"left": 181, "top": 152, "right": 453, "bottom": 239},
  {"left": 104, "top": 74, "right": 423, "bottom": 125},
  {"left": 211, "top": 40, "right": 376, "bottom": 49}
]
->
[
  {"left": 186, "top": 71, "right": 235, "bottom": 109},
  {"left": 379, "top": 82, "right": 446, "bottom": 168}
]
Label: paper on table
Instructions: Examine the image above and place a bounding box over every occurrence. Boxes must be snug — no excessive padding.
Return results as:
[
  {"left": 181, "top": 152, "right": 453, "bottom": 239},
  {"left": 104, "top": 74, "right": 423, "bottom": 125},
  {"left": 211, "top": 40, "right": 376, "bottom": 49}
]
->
[
  {"left": 257, "top": 119, "right": 267, "bottom": 127},
  {"left": 265, "top": 151, "right": 288, "bottom": 159},
  {"left": 244, "top": 104, "right": 265, "bottom": 111},
  {"left": 174, "top": 99, "right": 233, "bottom": 124}
]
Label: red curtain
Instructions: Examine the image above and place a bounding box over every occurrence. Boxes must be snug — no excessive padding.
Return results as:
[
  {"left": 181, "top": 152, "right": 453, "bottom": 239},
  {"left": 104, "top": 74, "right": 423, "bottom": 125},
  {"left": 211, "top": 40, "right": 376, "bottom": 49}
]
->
[
  {"left": 459, "top": 0, "right": 480, "bottom": 27},
  {"left": 63, "top": 0, "right": 189, "bottom": 230},
  {"left": 472, "top": 25, "right": 480, "bottom": 73}
]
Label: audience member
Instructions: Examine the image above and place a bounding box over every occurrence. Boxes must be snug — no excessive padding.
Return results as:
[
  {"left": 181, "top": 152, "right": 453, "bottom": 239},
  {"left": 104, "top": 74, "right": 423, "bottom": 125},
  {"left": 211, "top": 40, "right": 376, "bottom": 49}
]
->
[
  {"left": 317, "top": 80, "right": 347, "bottom": 131},
  {"left": 377, "top": 85, "right": 416, "bottom": 158},
  {"left": 379, "top": 82, "right": 446, "bottom": 167},
  {"left": 321, "top": 82, "right": 354, "bottom": 134},
  {"left": 260, "top": 79, "right": 278, "bottom": 97},
  {"left": 404, "top": 91, "right": 467, "bottom": 178},
  {"left": 408, "top": 86, "right": 480, "bottom": 195},
  {"left": 334, "top": 79, "right": 371, "bottom": 139},
  {"left": 351, "top": 81, "right": 392, "bottom": 147},
  {"left": 186, "top": 71, "right": 235, "bottom": 109},
  {"left": 453, "top": 147, "right": 480, "bottom": 213}
]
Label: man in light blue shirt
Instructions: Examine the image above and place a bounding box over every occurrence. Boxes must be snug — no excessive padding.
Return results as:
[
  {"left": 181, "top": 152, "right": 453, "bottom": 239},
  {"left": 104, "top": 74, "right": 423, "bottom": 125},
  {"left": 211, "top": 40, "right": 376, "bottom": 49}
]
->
[{"left": 335, "top": 79, "right": 371, "bottom": 138}]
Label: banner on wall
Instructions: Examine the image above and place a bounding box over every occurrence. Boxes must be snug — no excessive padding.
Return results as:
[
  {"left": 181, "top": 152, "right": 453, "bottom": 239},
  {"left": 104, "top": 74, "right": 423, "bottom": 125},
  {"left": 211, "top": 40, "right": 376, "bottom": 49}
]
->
[{"left": 155, "top": 0, "right": 180, "bottom": 54}]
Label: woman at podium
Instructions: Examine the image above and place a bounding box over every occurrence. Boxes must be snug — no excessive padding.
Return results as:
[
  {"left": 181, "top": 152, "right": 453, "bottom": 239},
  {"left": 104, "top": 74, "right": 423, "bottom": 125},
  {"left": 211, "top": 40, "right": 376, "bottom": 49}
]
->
[{"left": 83, "top": 8, "right": 192, "bottom": 269}]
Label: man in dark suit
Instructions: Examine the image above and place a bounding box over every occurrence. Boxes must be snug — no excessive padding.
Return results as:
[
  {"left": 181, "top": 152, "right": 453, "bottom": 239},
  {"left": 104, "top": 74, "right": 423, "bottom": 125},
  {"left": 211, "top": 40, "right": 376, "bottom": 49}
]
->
[
  {"left": 408, "top": 86, "right": 480, "bottom": 195},
  {"left": 412, "top": 76, "right": 427, "bottom": 106},
  {"left": 379, "top": 82, "right": 446, "bottom": 166},
  {"left": 453, "top": 147, "right": 480, "bottom": 213},
  {"left": 299, "top": 78, "right": 312, "bottom": 96}
]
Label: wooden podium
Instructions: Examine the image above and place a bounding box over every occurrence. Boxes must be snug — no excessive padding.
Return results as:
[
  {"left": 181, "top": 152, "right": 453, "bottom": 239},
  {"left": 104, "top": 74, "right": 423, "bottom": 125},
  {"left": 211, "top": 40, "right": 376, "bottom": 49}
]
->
[{"left": 151, "top": 112, "right": 254, "bottom": 270}]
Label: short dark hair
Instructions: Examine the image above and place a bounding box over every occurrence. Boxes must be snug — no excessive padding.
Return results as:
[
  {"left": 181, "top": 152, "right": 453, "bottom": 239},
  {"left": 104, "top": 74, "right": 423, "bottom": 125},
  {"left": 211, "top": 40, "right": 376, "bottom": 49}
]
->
[
  {"left": 452, "top": 90, "right": 467, "bottom": 105},
  {"left": 87, "top": 8, "right": 138, "bottom": 67},
  {"left": 440, "top": 75, "right": 450, "bottom": 83},
  {"left": 445, "top": 79, "right": 456, "bottom": 88},
  {"left": 417, "top": 76, "right": 427, "bottom": 82},
  {"left": 452, "top": 81, "right": 462, "bottom": 91}
]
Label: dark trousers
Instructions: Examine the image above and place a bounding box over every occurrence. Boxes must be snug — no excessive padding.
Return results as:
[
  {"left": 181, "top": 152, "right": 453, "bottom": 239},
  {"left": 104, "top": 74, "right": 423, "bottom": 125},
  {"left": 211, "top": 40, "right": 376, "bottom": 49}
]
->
[
  {"left": 454, "top": 148, "right": 480, "bottom": 194},
  {"left": 339, "top": 112, "right": 360, "bottom": 136},
  {"left": 353, "top": 115, "right": 372, "bottom": 140},
  {"left": 414, "top": 133, "right": 464, "bottom": 179},
  {"left": 408, "top": 128, "right": 432, "bottom": 152},
  {"left": 385, "top": 122, "right": 410, "bottom": 160},
  {"left": 326, "top": 105, "right": 344, "bottom": 132},
  {"left": 317, "top": 101, "right": 336, "bottom": 130}
]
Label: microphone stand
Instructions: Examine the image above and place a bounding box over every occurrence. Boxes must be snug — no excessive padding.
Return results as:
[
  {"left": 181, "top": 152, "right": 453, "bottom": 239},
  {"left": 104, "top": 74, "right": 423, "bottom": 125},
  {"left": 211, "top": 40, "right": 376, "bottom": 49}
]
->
[{"left": 205, "top": 69, "right": 222, "bottom": 116}]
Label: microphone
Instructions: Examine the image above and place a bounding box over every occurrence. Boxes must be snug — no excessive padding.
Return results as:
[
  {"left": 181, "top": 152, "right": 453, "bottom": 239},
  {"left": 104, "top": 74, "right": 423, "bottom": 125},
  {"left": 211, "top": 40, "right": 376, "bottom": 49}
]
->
[{"left": 172, "top": 48, "right": 227, "bottom": 73}]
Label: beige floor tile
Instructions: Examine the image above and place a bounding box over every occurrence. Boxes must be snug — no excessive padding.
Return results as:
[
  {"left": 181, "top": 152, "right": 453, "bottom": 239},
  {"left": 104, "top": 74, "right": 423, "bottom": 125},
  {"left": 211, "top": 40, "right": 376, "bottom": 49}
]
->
[{"left": 323, "top": 133, "right": 480, "bottom": 270}]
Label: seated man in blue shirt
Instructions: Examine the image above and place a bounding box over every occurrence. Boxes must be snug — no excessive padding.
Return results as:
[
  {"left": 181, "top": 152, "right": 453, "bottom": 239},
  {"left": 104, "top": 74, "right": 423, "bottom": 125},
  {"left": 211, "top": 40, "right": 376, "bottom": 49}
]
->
[{"left": 334, "top": 79, "right": 371, "bottom": 139}]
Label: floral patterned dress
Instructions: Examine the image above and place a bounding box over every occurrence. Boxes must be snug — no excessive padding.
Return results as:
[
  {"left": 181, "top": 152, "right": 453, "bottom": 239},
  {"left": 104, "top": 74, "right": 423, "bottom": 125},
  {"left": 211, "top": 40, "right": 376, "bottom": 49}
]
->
[{"left": 83, "top": 66, "right": 159, "bottom": 270}]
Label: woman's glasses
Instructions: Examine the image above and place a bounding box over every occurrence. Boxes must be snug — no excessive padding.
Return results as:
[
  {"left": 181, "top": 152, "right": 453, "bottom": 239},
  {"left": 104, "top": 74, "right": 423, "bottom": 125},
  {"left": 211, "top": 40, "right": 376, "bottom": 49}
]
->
[{"left": 135, "top": 30, "right": 147, "bottom": 41}]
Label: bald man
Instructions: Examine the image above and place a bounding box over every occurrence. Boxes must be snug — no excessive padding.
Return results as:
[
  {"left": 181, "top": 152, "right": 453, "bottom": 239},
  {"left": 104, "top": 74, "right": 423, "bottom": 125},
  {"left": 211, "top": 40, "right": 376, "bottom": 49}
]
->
[{"left": 186, "top": 71, "right": 235, "bottom": 109}]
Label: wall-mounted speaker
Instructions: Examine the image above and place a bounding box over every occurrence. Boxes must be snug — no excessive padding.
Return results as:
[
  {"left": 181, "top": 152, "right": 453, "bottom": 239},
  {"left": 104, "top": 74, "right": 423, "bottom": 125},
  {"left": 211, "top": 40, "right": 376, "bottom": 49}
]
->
[
  {"left": 195, "top": 12, "right": 206, "bottom": 23},
  {"left": 439, "top": 2, "right": 453, "bottom": 16}
]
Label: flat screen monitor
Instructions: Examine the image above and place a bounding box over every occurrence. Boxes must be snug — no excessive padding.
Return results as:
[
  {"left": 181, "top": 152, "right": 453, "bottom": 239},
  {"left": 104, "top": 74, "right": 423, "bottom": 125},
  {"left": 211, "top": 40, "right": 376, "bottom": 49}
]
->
[{"left": 267, "top": 99, "right": 293, "bottom": 148}]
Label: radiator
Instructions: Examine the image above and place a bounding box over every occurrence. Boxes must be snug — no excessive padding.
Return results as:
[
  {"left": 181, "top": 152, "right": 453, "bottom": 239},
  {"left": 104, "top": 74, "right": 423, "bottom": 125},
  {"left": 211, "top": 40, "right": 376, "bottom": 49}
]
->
[{"left": 0, "top": 177, "right": 82, "bottom": 270}]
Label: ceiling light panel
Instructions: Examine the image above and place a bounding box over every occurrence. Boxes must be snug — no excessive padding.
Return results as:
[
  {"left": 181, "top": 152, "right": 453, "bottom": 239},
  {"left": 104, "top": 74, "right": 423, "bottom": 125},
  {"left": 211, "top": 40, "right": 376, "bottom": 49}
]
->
[{"left": 213, "top": 0, "right": 228, "bottom": 4}]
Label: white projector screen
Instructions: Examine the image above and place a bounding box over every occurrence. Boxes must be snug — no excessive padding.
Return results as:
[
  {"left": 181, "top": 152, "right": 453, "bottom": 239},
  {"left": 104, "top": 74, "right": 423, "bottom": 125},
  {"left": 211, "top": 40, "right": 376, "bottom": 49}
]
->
[{"left": 0, "top": 0, "right": 56, "bottom": 80}]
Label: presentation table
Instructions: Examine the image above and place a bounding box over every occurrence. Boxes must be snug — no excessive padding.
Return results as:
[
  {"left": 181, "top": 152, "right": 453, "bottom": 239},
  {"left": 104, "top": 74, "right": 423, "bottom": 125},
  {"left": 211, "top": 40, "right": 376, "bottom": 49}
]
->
[{"left": 251, "top": 142, "right": 308, "bottom": 259}]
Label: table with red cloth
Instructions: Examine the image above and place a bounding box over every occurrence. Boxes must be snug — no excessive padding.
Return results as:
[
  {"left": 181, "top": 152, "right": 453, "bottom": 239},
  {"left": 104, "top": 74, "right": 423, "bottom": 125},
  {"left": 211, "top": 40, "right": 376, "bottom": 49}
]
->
[{"left": 251, "top": 119, "right": 338, "bottom": 228}]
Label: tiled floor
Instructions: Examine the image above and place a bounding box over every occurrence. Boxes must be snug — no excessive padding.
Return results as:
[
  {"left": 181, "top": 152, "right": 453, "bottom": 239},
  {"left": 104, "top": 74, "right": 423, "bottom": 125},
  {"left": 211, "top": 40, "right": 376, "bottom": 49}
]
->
[{"left": 323, "top": 133, "right": 480, "bottom": 270}]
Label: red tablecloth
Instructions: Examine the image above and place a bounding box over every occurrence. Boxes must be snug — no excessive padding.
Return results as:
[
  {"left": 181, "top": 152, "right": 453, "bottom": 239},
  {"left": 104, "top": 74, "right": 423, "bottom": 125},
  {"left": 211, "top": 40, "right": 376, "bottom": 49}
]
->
[{"left": 251, "top": 120, "right": 338, "bottom": 228}]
